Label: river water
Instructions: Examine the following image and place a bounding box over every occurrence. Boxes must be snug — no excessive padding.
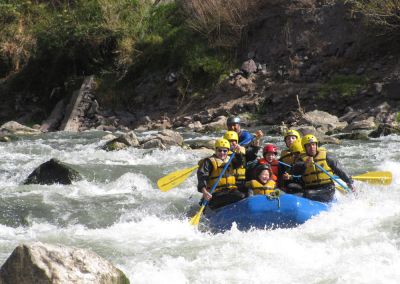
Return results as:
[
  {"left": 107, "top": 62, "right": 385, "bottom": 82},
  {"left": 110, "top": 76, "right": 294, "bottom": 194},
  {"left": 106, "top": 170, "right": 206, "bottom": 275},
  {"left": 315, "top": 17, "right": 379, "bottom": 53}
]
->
[{"left": 0, "top": 130, "right": 399, "bottom": 283}]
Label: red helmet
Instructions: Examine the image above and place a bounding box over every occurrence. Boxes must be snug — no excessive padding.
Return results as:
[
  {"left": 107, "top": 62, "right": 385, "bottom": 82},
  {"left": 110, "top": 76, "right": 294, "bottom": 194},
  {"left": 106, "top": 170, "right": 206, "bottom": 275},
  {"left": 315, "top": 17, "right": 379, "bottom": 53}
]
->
[{"left": 263, "top": 144, "right": 278, "bottom": 154}]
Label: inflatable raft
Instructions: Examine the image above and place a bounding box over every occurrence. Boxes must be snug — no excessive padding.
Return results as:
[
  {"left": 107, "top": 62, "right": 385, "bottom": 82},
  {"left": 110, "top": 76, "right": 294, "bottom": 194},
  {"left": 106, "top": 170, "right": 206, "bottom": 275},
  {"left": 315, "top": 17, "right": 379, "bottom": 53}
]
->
[{"left": 205, "top": 194, "right": 330, "bottom": 231}]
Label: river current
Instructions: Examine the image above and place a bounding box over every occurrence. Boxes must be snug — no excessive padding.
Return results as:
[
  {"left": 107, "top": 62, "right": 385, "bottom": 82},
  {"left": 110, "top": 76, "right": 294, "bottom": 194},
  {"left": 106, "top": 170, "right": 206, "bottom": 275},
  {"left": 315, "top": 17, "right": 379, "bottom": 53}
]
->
[{"left": 0, "top": 130, "right": 399, "bottom": 283}]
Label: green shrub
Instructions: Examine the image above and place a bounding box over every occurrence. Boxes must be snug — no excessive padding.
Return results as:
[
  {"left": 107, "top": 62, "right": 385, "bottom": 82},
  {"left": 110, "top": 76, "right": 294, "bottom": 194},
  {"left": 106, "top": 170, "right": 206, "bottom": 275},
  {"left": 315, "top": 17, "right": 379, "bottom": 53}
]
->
[
  {"left": 345, "top": 1, "right": 400, "bottom": 36},
  {"left": 1, "top": 0, "right": 237, "bottom": 108},
  {"left": 320, "top": 74, "right": 367, "bottom": 97},
  {"left": 130, "top": 2, "right": 233, "bottom": 87}
]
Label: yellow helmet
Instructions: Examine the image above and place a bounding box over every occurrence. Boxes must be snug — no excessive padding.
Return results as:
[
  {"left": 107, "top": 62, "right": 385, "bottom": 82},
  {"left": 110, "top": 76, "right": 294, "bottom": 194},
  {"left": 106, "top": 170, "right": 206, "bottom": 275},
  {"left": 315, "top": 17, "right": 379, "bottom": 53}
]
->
[
  {"left": 215, "top": 138, "right": 230, "bottom": 149},
  {"left": 223, "top": 131, "right": 238, "bottom": 142},
  {"left": 301, "top": 134, "right": 318, "bottom": 148},
  {"left": 284, "top": 129, "right": 301, "bottom": 140},
  {"left": 289, "top": 139, "right": 304, "bottom": 153}
]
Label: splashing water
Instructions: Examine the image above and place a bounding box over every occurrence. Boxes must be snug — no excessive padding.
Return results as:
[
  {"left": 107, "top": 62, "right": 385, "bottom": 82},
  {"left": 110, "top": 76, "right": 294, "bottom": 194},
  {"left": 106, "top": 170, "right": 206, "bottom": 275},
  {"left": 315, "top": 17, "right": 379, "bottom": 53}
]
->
[{"left": 0, "top": 131, "right": 399, "bottom": 283}]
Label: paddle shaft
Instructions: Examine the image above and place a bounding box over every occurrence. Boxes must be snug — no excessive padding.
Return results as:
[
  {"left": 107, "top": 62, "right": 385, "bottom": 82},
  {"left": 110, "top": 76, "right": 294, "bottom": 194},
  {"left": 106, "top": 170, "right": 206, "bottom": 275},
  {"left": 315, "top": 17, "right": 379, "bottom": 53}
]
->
[
  {"left": 190, "top": 152, "right": 237, "bottom": 226},
  {"left": 190, "top": 137, "right": 254, "bottom": 225},
  {"left": 314, "top": 162, "right": 351, "bottom": 193},
  {"left": 160, "top": 137, "right": 253, "bottom": 192},
  {"left": 200, "top": 152, "right": 237, "bottom": 207}
]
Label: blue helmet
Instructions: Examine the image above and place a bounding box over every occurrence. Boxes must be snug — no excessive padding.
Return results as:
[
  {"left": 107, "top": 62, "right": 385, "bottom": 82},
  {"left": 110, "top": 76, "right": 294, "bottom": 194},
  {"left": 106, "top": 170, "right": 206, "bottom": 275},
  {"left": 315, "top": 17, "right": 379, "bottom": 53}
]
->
[{"left": 227, "top": 116, "right": 241, "bottom": 126}]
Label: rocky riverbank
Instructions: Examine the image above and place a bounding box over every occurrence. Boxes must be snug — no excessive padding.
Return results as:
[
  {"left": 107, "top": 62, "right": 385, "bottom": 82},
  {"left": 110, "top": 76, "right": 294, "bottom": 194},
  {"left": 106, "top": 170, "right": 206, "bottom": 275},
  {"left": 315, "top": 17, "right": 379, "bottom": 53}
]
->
[{"left": 1, "top": 0, "right": 400, "bottom": 145}]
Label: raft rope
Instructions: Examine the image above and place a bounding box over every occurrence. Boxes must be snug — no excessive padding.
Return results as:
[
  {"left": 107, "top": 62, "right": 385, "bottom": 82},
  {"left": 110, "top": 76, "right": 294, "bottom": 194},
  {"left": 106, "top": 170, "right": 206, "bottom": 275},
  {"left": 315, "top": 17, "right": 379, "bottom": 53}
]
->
[{"left": 266, "top": 189, "right": 281, "bottom": 208}]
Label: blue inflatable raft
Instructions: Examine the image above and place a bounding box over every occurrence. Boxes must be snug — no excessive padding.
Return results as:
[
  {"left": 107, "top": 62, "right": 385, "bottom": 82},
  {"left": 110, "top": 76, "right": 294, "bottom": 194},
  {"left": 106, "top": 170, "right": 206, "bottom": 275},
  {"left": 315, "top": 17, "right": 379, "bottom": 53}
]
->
[{"left": 205, "top": 194, "right": 330, "bottom": 231}]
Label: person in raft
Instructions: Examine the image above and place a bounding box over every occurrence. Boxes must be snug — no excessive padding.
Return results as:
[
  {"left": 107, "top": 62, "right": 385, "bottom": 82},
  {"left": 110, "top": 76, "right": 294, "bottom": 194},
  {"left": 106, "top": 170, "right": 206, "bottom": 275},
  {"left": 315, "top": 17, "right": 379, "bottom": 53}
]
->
[
  {"left": 278, "top": 139, "right": 306, "bottom": 194},
  {"left": 278, "top": 129, "right": 302, "bottom": 189},
  {"left": 297, "top": 134, "right": 355, "bottom": 203},
  {"left": 223, "top": 131, "right": 247, "bottom": 190},
  {"left": 226, "top": 116, "right": 262, "bottom": 163},
  {"left": 258, "top": 144, "right": 279, "bottom": 181},
  {"left": 197, "top": 138, "right": 245, "bottom": 209},
  {"left": 245, "top": 164, "right": 278, "bottom": 197}
]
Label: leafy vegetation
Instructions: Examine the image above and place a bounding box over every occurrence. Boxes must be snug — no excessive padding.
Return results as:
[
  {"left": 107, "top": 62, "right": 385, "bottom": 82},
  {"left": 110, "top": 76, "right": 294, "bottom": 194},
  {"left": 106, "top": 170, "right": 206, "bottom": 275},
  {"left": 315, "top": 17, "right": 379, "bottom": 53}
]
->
[
  {"left": 320, "top": 75, "right": 367, "bottom": 97},
  {"left": 1, "top": 0, "right": 262, "bottom": 105},
  {"left": 345, "top": 1, "right": 400, "bottom": 36}
]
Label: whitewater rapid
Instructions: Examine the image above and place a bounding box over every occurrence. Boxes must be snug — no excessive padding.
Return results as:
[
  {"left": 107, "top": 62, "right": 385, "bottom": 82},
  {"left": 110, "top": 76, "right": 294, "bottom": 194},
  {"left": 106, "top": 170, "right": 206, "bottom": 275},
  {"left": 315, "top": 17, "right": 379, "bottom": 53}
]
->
[{"left": 0, "top": 131, "right": 399, "bottom": 283}]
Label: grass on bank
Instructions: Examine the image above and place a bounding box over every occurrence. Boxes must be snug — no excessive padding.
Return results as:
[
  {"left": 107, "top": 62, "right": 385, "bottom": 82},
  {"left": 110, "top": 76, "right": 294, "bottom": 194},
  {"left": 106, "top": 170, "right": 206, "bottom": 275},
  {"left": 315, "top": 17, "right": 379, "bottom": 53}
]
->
[
  {"left": 345, "top": 0, "right": 400, "bottom": 34},
  {"left": 319, "top": 74, "right": 366, "bottom": 97}
]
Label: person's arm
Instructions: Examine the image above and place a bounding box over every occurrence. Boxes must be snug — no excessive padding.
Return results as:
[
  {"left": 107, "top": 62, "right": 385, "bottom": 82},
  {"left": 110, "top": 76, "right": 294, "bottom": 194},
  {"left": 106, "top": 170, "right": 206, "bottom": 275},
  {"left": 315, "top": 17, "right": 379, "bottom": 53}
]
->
[
  {"left": 326, "top": 153, "right": 354, "bottom": 190},
  {"left": 231, "top": 151, "right": 244, "bottom": 168},
  {"left": 197, "top": 158, "right": 212, "bottom": 192},
  {"left": 277, "top": 162, "right": 287, "bottom": 188},
  {"left": 245, "top": 145, "right": 260, "bottom": 162}
]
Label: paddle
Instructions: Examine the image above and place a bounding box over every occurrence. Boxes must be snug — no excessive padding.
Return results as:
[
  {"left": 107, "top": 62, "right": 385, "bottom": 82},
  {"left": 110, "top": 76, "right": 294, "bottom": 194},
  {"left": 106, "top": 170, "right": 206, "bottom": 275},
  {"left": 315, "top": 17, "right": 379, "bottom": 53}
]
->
[
  {"left": 313, "top": 163, "right": 352, "bottom": 193},
  {"left": 157, "top": 138, "right": 252, "bottom": 192},
  {"left": 189, "top": 152, "right": 237, "bottom": 227},
  {"left": 352, "top": 171, "right": 392, "bottom": 185},
  {"left": 157, "top": 165, "right": 199, "bottom": 192}
]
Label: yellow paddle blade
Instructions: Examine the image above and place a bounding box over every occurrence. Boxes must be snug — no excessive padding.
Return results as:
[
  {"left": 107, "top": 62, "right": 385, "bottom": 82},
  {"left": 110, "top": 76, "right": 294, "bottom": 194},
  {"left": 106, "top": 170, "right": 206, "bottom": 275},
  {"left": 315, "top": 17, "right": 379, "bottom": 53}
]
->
[
  {"left": 335, "top": 186, "right": 347, "bottom": 194},
  {"left": 157, "top": 165, "right": 199, "bottom": 192},
  {"left": 352, "top": 171, "right": 392, "bottom": 185},
  {"left": 189, "top": 206, "right": 205, "bottom": 227}
]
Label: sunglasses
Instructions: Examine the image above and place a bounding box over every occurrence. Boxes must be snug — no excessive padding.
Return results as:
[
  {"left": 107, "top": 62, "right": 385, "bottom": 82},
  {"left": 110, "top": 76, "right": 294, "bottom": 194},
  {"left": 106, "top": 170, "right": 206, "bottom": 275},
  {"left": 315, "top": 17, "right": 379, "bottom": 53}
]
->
[{"left": 217, "top": 149, "right": 228, "bottom": 153}]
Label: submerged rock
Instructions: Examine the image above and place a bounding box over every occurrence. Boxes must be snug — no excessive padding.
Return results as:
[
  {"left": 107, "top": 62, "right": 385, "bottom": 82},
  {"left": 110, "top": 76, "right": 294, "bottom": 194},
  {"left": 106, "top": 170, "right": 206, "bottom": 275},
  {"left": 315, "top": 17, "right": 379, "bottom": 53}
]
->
[
  {"left": 0, "top": 242, "right": 129, "bottom": 284},
  {"left": 24, "top": 158, "right": 82, "bottom": 185}
]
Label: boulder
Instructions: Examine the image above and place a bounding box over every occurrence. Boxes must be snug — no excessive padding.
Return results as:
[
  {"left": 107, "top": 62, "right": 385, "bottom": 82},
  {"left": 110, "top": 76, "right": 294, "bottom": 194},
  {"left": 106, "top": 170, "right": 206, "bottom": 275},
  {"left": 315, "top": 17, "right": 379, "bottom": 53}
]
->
[
  {"left": 0, "top": 242, "right": 129, "bottom": 284},
  {"left": 369, "top": 123, "right": 400, "bottom": 138},
  {"left": 0, "top": 121, "right": 40, "bottom": 135},
  {"left": 102, "top": 131, "right": 139, "bottom": 151},
  {"left": 240, "top": 59, "right": 257, "bottom": 76},
  {"left": 114, "top": 131, "right": 140, "bottom": 147},
  {"left": 297, "top": 126, "right": 341, "bottom": 145},
  {"left": 203, "top": 116, "right": 227, "bottom": 132},
  {"left": 141, "top": 139, "right": 166, "bottom": 150},
  {"left": 317, "top": 135, "right": 341, "bottom": 145},
  {"left": 102, "top": 141, "right": 128, "bottom": 151},
  {"left": 154, "top": 130, "right": 184, "bottom": 147},
  {"left": 339, "top": 107, "right": 363, "bottom": 123},
  {"left": 0, "top": 135, "right": 11, "bottom": 142},
  {"left": 299, "top": 110, "right": 347, "bottom": 133},
  {"left": 343, "top": 117, "right": 376, "bottom": 131},
  {"left": 335, "top": 131, "right": 370, "bottom": 140},
  {"left": 24, "top": 158, "right": 82, "bottom": 185},
  {"left": 101, "top": 134, "right": 117, "bottom": 141},
  {"left": 186, "top": 121, "right": 203, "bottom": 131},
  {"left": 185, "top": 139, "right": 215, "bottom": 150}
]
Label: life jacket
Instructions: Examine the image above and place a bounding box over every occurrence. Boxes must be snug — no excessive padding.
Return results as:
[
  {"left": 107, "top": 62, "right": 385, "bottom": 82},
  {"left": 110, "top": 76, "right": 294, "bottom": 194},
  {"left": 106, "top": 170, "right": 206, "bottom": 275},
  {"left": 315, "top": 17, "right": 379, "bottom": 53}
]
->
[
  {"left": 246, "top": 179, "right": 276, "bottom": 195},
  {"left": 301, "top": 148, "right": 334, "bottom": 188},
  {"left": 280, "top": 149, "right": 294, "bottom": 165},
  {"left": 228, "top": 148, "right": 246, "bottom": 183},
  {"left": 257, "top": 158, "right": 278, "bottom": 181},
  {"left": 207, "top": 156, "right": 237, "bottom": 191}
]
